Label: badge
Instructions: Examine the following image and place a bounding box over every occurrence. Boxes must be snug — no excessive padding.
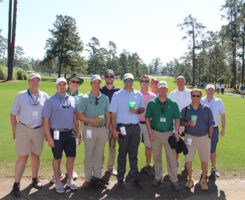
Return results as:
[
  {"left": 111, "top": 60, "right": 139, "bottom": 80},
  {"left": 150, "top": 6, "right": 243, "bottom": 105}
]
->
[
  {"left": 120, "top": 127, "right": 127, "bottom": 136},
  {"left": 160, "top": 117, "right": 166, "bottom": 122},
  {"left": 86, "top": 129, "right": 92, "bottom": 138},
  {"left": 32, "top": 111, "right": 38, "bottom": 120},
  {"left": 54, "top": 130, "right": 60, "bottom": 140},
  {"left": 186, "top": 138, "right": 192, "bottom": 146}
]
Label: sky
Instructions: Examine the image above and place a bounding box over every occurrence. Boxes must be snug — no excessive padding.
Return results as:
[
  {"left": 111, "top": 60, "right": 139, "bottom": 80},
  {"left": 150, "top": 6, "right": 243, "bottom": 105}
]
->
[{"left": 0, "top": 0, "right": 226, "bottom": 65}]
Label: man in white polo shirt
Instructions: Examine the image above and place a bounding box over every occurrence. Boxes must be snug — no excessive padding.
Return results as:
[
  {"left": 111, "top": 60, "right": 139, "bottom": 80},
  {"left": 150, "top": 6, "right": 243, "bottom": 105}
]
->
[{"left": 201, "top": 84, "right": 226, "bottom": 177}]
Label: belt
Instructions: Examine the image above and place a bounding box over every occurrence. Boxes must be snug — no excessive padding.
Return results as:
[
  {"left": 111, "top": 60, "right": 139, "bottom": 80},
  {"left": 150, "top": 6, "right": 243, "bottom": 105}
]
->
[
  {"left": 50, "top": 128, "right": 72, "bottom": 132},
  {"left": 84, "top": 123, "right": 105, "bottom": 128},
  {"left": 20, "top": 122, "right": 42, "bottom": 129},
  {"left": 140, "top": 121, "right": 146, "bottom": 124},
  {"left": 189, "top": 134, "right": 207, "bottom": 137},
  {"left": 151, "top": 127, "right": 169, "bottom": 133},
  {"left": 117, "top": 123, "right": 139, "bottom": 127}
]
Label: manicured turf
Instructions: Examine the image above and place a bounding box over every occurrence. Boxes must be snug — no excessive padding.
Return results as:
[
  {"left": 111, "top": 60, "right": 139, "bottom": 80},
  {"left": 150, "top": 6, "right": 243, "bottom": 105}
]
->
[{"left": 0, "top": 77, "right": 244, "bottom": 178}]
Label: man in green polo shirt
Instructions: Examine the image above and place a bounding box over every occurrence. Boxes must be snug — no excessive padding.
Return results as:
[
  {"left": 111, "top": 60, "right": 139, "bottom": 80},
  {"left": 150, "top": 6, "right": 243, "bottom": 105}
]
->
[{"left": 145, "top": 80, "right": 180, "bottom": 191}]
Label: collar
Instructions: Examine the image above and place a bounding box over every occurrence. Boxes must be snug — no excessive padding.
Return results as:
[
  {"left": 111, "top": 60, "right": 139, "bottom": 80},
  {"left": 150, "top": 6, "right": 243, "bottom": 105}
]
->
[
  {"left": 122, "top": 88, "right": 136, "bottom": 94},
  {"left": 28, "top": 89, "right": 40, "bottom": 96},
  {"left": 67, "top": 87, "right": 79, "bottom": 96},
  {"left": 140, "top": 89, "right": 150, "bottom": 95},
  {"left": 55, "top": 92, "right": 69, "bottom": 98},
  {"left": 177, "top": 87, "right": 187, "bottom": 93},
  {"left": 190, "top": 103, "right": 204, "bottom": 110},
  {"left": 156, "top": 96, "right": 170, "bottom": 103},
  {"left": 203, "top": 96, "right": 215, "bottom": 102},
  {"left": 88, "top": 91, "right": 102, "bottom": 99}
]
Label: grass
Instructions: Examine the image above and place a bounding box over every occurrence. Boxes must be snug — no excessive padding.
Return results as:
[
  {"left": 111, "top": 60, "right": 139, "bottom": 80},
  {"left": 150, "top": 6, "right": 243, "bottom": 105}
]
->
[{"left": 0, "top": 77, "right": 245, "bottom": 178}]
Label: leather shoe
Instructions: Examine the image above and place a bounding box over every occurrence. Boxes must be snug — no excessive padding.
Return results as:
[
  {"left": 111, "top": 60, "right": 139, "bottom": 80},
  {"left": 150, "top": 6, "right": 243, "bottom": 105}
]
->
[
  {"left": 132, "top": 179, "right": 143, "bottom": 188},
  {"left": 115, "top": 180, "right": 125, "bottom": 189}
]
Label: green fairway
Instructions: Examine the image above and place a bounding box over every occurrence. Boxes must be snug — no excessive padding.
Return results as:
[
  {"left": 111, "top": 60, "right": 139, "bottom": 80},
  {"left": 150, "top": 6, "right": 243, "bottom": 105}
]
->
[{"left": 0, "top": 77, "right": 245, "bottom": 178}]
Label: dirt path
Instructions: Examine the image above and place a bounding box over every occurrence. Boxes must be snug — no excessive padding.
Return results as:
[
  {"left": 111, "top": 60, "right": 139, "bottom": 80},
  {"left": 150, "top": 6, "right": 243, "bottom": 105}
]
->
[{"left": 1, "top": 173, "right": 245, "bottom": 200}]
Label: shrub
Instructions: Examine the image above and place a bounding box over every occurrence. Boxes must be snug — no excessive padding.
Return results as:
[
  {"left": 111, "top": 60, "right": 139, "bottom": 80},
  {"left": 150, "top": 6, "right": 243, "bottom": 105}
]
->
[
  {"left": 0, "top": 65, "right": 7, "bottom": 80},
  {"left": 14, "top": 68, "right": 28, "bottom": 80}
]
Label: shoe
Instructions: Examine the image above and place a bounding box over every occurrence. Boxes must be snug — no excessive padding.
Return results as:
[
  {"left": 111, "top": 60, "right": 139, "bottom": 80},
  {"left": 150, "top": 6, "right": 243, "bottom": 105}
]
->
[
  {"left": 142, "top": 165, "right": 154, "bottom": 176},
  {"left": 66, "top": 170, "right": 78, "bottom": 181},
  {"left": 200, "top": 179, "right": 208, "bottom": 191},
  {"left": 210, "top": 167, "right": 220, "bottom": 177},
  {"left": 172, "top": 182, "right": 180, "bottom": 191},
  {"left": 67, "top": 179, "right": 78, "bottom": 190},
  {"left": 32, "top": 178, "right": 43, "bottom": 189},
  {"left": 132, "top": 179, "right": 143, "bottom": 188},
  {"left": 185, "top": 178, "right": 194, "bottom": 189},
  {"left": 50, "top": 171, "right": 63, "bottom": 183},
  {"left": 11, "top": 184, "right": 21, "bottom": 198},
  {"left": 55, "top": 181, "right": 65, "bottom": 194},
  {"left": 108, "top": 168, "right": 118, "bottom": 176},
  {"left": 115, "top": 180, "right": 125, "bottom": 189},
  {"left": 152, "top": 179, "right": 162, "bottom": 187},
  {"left": 81, "top": 181, "right": 90, "bottom": 190}
]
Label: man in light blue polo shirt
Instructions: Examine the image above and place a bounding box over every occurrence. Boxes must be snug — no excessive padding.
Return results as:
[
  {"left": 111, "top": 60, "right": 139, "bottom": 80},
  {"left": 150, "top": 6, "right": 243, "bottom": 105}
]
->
[{"left": 110, "top": 73, "right": 145, "bottom": 188}]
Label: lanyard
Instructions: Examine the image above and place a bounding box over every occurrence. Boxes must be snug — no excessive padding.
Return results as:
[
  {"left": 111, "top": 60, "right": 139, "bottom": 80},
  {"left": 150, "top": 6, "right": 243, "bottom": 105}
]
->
[
  {"left": 27, "top": 89, "right": 39, "bottom": 105},
  {"left": 159, "top": 101, "right": 166, "bottom": 115}
]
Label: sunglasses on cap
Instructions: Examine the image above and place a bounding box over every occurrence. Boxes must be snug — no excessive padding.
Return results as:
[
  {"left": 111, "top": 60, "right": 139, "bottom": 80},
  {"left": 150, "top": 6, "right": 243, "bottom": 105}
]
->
[
  {"left": 70, "top": 80, "right": 80, "bottom": 84},
  {"left": 125, "top": 79, "right": 134, "bottom": 82},
  {"left": 105, "top": 75, "right": 114, "bottom": 78},
  {"left": 140, "top": 80, "right": 149, "bottom": 83},
  {"left": 192, "top": 95, "right": 201, "bottom": 97}
]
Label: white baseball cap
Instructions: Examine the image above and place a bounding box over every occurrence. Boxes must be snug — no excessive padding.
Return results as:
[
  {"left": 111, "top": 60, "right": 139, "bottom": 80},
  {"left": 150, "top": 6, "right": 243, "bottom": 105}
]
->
[
  {"left": 124, "top": 73, "right": 134, "bottom": 80},
  {"left": 91, "top": 74, "right": 102, "bottom": 82},
  {"left": 56, "top": 77, "right": 67, "bottom": 85},
  {"left": 206, "top": 84, "right": 215, "bottom": 90},
  {"left": 158, "top": 81, "right": 168, "bottom": 89},
  {"left": 29, "top": 73, "right": 41, "bottom": 80}
]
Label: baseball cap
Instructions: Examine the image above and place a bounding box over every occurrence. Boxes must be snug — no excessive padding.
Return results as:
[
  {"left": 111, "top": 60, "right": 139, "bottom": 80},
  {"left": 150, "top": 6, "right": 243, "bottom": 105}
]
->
[
  {"left": 91, "top": 74, "right": 102, "bottom": 82},
  {"left": 104, "top": 69, "right": 115, "bottom": 76},
  {"left": 67, "top": 73, "right": 84, "bottom": 85},
  {"left": 56, "top": 77, "right": 67, "bottom": 85},
  {"left": 158, "top": 81, "right": 168, "bottom": 89},
  {"left": 29, "top": 73, "right": 41, "bottom": 80},
  {"left": 151, "top": 77, "right": 159, "bottom": 83},
  {"left": 124, "top": 73, "right": 134, "bottom": 80},
  {"left": 206, "top": 84, "right": 215, "bottom": 90}
]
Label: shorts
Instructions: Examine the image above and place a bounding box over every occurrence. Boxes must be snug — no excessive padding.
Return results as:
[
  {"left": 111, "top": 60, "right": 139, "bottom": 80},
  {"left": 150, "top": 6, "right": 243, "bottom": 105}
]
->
[
  {"left": 139, "top": 123, "right": 151, "bottom": 148},
  {"left": 51, "top": 130, "right": 76, "bottom": 159},
  {"left": 211, "top": 127, "right": 219, "bottom": 153},
  {"left": 185, "top": 134, "right": 211, "bottom": 163},
  {"left": 15, "top": 122, "right": 45, "bottom": 156}
]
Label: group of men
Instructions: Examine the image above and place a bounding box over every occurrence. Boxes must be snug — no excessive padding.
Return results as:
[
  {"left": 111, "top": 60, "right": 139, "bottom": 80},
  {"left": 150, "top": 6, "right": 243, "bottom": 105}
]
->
[{"left": 10, "top": 70, "right": 226, "bottom": 197}]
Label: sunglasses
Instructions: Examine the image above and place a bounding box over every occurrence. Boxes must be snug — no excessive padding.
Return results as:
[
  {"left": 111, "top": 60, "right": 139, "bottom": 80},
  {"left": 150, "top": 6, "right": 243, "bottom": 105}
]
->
[
  {"left": 70, "top": 80, "right": 80, "bottom": 84},
  {"left": 105, "top": 75, "right": 114, "bottom": 78},
  {"left": 140, "top": 80, "right": 149, "bottom": 83},
  {"left": 192, "top": 95, "right": 201, "bottom": 97},
  {"left": 95, "top": 97, "right": 99, "bottom": 105},
  {"left": 125, "top": 79, "right": 134, "bottom": 82}
]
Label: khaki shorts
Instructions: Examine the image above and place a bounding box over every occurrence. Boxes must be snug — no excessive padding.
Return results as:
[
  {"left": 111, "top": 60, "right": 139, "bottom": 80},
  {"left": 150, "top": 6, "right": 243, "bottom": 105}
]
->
[
  {"left": 139, "top": 123, "right": 151, "bottom": 148},
  {"left": 184, "top": 134, "right": 211, "bottom": 163},
  {"left": 15, "top": 122, "right": 45, "bottom": 156}
]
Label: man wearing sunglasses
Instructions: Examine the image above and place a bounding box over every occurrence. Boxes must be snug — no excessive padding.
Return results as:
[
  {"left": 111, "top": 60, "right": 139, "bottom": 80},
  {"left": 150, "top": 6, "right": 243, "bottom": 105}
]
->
[
  {"left": 180, "top": 89, "right": 214, "bottom": 191},
  {"left": 110, "top": 73, "right": 145, "bottom": 188},
  {"left": 43, "top": 78, "right": 80, "bottom": 193},
  {"left": 76, "top": 75, "right": 110, "bottom": 190},
  {"left": 100, "top": 69, "right": 120, "bottom": 176},
  {"left": 10, "top": 73, "right": 49, "bottom": 197},
  {"left": 139, "top": 75, "right": 156, "bottom": 176}
]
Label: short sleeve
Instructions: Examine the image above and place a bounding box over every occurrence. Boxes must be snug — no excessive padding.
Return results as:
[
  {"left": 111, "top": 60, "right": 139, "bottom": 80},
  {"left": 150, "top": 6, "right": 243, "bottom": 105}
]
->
[
  {"left": 43, "top": 99, "right": 52, "bottom": 118},
  {"left": 109, "top": 93, "right": 118, "bottom": 113},
  {"left": 104, "top": 96, "right": 109, "bottom": 113},
  {"left": 219, "top": 100, "right": 226, "bottom": 114},
  {"left": 208, "top": 108, "right": 215, "bottom": 126},
  {"left": 77, "top": 96, "right": 86, "bottom": 112},
  {"left": 11, "top": 93, "right": 21, "bottom": 115},
  {"left": 138, "top": 93, "right": 145, "bottom": 109},
  {"left": 173, "top": 102, "right": 181, "bottom": 119}
]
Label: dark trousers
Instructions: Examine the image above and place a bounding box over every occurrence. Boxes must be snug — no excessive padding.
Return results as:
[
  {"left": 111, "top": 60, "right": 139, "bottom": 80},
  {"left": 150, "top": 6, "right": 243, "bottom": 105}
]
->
[{"left": 117, "top": 124, "right": 140, "bottom": 181}]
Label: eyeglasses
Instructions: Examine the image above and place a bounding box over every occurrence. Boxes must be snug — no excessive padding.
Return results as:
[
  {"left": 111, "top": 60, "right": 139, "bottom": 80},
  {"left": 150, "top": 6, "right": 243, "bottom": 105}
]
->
[
  {"left": 140, "top": 80, "right": 149, "bottom": 83},
  {"left": 192, "top": 95, "right": 201, "bottom": 97},
  {"left": 70, "top": 80, "right": 80, "bottom": 84},
  {"left": 95, "top": 97, "right": 99, "bottom": 105},
  {"left": 124, "top": 79, "right": 134, "bottom": 82},
  {"left": 105, "top": 75, "right": 114, "bottom": 78}
]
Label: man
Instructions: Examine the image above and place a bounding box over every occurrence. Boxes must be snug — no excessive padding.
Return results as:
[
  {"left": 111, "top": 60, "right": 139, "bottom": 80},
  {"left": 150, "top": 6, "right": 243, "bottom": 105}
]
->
[
  {"left": 181, "top": 89, "right": 214, "bottom": 191},
  {"left": 138, "top": 75, "right": 156, "bottom": 175},
  {"left": 145, "top": 81, "right": 180, "bottom": 191},
  {"left": 43, "top": 77, "right": 80, "bottom": 193},
  {"left": 201, "top": 84, "right": 226, "bottom": 177},
  {"left": 240, "top": 84, "right": 245, "bottom": 98},
  {"left": 77, "top": 75, "right": 110, "bottom": 190},
  {"left": 150, "top": 77, "right": 159, "bottom": 95},
  {"left": 110, "top": 73, "right": 145, "bottom": 188},
  {"left": 100, "top": 69, "right": 120, "bottom": 176},
  {"left": 50, "top": 73, "right": 83, "bottom": 183},
  {"left": 169, "top": 76, "right": 191, "bottom": 167},
  {"left": 10, "top": 73, "right": 49, "bottom": 197}
]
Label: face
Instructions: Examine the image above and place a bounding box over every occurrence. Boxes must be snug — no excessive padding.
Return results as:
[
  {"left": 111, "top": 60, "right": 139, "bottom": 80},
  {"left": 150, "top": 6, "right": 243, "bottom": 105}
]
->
[
  {"left": 69, "top": 77, "right": 80, "bottom": 91},
  {"left": 56, "top": 82, "right": 67, "bottom": 95},
  {"left": 29, "top": 77, "right": 41, "bottom": 91},
  {"left": 206, "top": 88, "right": 215, "bottom": 97},
  {"left": 124, "top": 78, "right": 134, "bottom": 90},
  {"left": 104, "top": 73, "right": 115, "bottom": 85},
  {"left": 140, "top": 77, "right": 149, "bottom": 90},
  {"left": 176, "top": 77, "right": 185, "bottom": 89},
  {"left": 91, "top": 80, "right": 101, "bottom": 91},
  {"left": 158, "top": 86, "right": 168, "bottom": 97},
  {"left": 191, "top": 91, "right": 202, "bottom": 103},
  {"left": 151, "top": 80, "right": 158, "bottom": 90}
]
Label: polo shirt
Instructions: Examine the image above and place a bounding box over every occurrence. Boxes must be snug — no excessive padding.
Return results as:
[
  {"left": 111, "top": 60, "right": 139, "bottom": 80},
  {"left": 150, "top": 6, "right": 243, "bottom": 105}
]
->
[
  {"left": 201, "top": 96, "right": 226, "bottom": 127},
  {"left": 77, "top": 91, "right": 109, "bottom": 125},
  {"left": 43, "top": 92, "right": 77, "bottom": 129},
  {"left": 110, "top": 88, "right": 145, "bottom": 124},
  {"left": 11, "top": 89, "right": 49, "bottom": 128},
  {"left": 180, "top": 103, "right": 214, "bottom": 135},
  {"left": 169, "top": 87, "right": 191, "bottom": 112},
  {"left": 67, "top": 87, "right": 83, "bottom": 103},
  {"left": 145, "top": 97, "right": 181, "bottom": 132},
  {"left": 100, "top": 85, "right": 120, "bottom": 103},
  {"left": 139, "top": 90, "right": 156, "bottom": 122}
]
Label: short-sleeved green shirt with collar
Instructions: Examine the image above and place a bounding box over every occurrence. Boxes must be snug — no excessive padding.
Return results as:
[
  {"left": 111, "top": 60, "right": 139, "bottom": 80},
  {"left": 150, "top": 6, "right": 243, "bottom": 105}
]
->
[
  {"left": 145, "top": 96, "right": 181, "bottom": 132},
  {"left": 77, "top": 91, "right": 109, "bottom": 125}
]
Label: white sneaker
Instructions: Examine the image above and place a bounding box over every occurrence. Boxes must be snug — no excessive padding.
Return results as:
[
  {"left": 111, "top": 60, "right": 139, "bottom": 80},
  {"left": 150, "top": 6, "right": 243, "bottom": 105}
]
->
[
  {"left": 67, "top": 179, "right": 78, "bottom": 190},
  {"left": 55, "top": 182, "right": 65, "bottom": 193},
  {"left": 50, "top": 171, "right": 63, "bottom": 183},
  {"left": 211, "top": 167, "right": 220, "bottom": 177}
]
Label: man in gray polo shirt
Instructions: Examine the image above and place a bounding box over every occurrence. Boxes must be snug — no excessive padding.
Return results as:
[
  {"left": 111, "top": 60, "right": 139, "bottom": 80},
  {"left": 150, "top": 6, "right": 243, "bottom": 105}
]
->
[
  {"left": 43, "top": 78, "right": 80, "bottom": 193},
  {"left": 10, "top": 73, "right": 49, "bottom": 197}
]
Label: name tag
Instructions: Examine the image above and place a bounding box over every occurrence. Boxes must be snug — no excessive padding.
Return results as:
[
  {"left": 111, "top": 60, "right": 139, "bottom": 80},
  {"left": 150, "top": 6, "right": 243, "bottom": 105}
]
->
[
  {"left": 186, "top": 138, "right": 192, "bottom": 146},
  {"left": 120, "top": 127, "right": 127, "bottom": 136},
  {"left": 32, "top": 111, "right": 38, "bottom": 120},
  {"left": 54, "top": 130, "right": 60, "bottom": 140},
  {"left": 86, "top": 129, "right": 92, "bottom": 138},
  {"left": 160, "top": 117, "right": 166, "bottom": 122}
]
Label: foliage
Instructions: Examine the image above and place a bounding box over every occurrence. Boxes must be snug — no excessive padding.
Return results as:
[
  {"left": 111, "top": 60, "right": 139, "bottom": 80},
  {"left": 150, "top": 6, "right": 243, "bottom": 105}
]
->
[
  {"left": 14, "top": 67, "right": 28, "bottom": 80},
  {"left": 0, "top": 64, "right": 7, "bottom": 80}
]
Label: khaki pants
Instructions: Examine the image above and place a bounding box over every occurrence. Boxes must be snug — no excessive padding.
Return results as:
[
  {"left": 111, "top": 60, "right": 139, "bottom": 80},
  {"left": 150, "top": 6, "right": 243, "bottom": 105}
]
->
[
  {"left": 151, "top": 130, "right": 178, "bottom": 182},
  {"left": 107, "top": 127, "right": 116, "bottom": 169},
  {"left": 83, "top": 126, "right": 109, "bottom": 181}
]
